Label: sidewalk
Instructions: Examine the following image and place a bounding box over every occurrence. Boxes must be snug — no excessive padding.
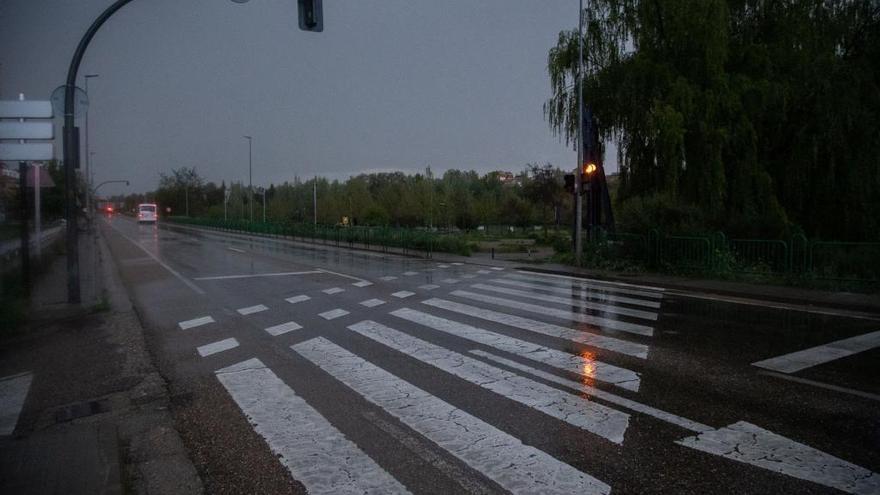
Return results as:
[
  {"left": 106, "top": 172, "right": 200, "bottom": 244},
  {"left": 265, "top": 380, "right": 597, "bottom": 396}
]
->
[{"left": 0, "top": 228, "right": 202, "bottom": 494}]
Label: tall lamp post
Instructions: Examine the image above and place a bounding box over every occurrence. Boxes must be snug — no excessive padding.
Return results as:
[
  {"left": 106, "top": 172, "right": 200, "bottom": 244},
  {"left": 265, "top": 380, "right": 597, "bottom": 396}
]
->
[
  {"left": 243, "top": 135, "right": 253, "bottom": 222},
  {"left": 83, "top": 74, "right": 99, "bottom": 222}
]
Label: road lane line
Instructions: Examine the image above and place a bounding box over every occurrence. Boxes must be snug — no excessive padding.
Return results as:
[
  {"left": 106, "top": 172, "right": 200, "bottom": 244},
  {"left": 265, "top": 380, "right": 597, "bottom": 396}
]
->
[
  {"left": 265, "top": 321, "right": 303, "bottom": 336},
  {"left": 346, "top": 320, "right": 630, "bottom": 444},
  {"left": 461, "top": 274, "right": 477, "bottom": 279},
  {"left": 471, "top": 283, "right": 659, "bottom": 321},
  {"left": 513, "top": 270, "right": 665, "bottom": 294},
  {"left": 451, "top": 262, "right": 464, "bottom": 266},
  {"left": 237, "top": 304, "right": 268, "bottom": 315},
  {"left": 105, "top": 220, "right": 206, "bottom": 294},
  {"left": 194, "top": 271, "right": 321, "bottom": 281},
  {"left": 422, "top": 298, "right": 649, "bottom": 359},
  {"left": 0, "top": 372, "right": 33, "bottom": 435},
  {"left": 285, "top": 295, "right": 311, "bottom": 304},
  {"left": 490, "top": 267, "right": 504, "bottom": 271},
  {"left": 178, "top": 316, "right": 215, "bottom": 330},
  {"left": 352, "top": 280, "right": 373, "bottom": 287},
  {"left": 437, "top": 264, "right": 450, "bottom": 268},
  {"left": 391, "top": 308, "right": 641, "bottom": 391},
  {"left": 360, "top": 299, "right": 386, "bottom": 308},
  {"left": 756, "top": 371, "right": 880, "bottom": 402},
  {"left": 508, "top": 272, "right": 664, "bottom": 300},
  {"left": 441, "top": 279, "right": 459, "bottom": 284},
  {"left": 752, "top": 330, "right": 880, "bottom": 373},
  {"left": 490, "top": 278, "right": 661, "bottom": 309},
  {"left": 391, "top": 291, "right": 415, "bottom": 299},
  {"left": 418, "top": 284, "right": 440, "bottom": 290},
  {"left": 293, "top": 338, "right": 612, "bottom": 495},
  {"left": 315, "top": 268, "right": 370, "bottom": 284},
  {"left": 197, "top": 338, "right": 239, "bottom": 357},
  {"left": 471, "top": 350, "right": 711, "bottom": 433},
  {"left": 476, "top": 270, "right": 490, "bottom": 274},
  {"left": 402, "top": 271, "right": 419, "bottom": 276},
  {"left": 319, "top": 309, "right": 350, "bottom": 320},
  {"left": 451, "top": 290, "right": 655, "bottom": 337},
  {"left": 380, "top": 276, "right": 398, "bottom": 281},
  {"left": 677, "top": 421, "right": 879, "bottom": 495},
  {"left": 322, "top": 287, "right": 345, "bottom": 295},
  {"left": 227, "top": 247, "right": 246, "bottom": 253},
  {"left": 215, "top": 358, "right": 410, "bottom": 494}
]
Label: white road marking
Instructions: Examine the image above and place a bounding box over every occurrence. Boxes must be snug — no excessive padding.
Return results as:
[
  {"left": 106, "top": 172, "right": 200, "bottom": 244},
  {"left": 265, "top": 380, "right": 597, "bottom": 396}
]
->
[
  {"left": 322, "top": 287, "right": 345, "bottom": 295},
  {"left": 316, "top": 268, "right": 370, "bottom": 283},
  {"left": 513, "top": 270, "right": 665, "bottom": 293},
  {"left": 441, "top": 278, "right": 459, "bottom": 284},
  {"left": 471, "top": 283, "right": 659, "bottom": 321},
  {"left": 757, "top": 371, "right": 880, "bottom": 402},
  {"left": 490, "top": 278, "right": 661, "bottom": 309},
  {"left": 105, "top": 220, "right": 205, "bottom": 294},
  {"left": 451, "top": 290, "right": 655, "bottom": 337},
  {"left": 237, "top": 304, "right": 268, "bottom": 315},
  {"left": 402, "top": 271, "right": 419, "bottom": 276},
  {"left": 286, "top": 295, "right": 311, "bottom": 304},
  {"left": 752, "top": 330, "right": 880, "bottom": 374},
  {"left": 423, "top": 298, "right": 649, "bottom": 359},
  {"left": 391, "top": 308, "right": 641, "bottom": 391},
  {"left": 360, "top": 299, "right": 386, "bottom": 308},
  {"left": 319, "top": 309, "right": 350, "bottom": 320},
  {"left": 293, "top": 338, "right": 611, "bottom": 495},
  {"left": 352, "top": 280, "right": 373, "bottom": 288},
  {"left": 418, "top": 284, "right": 440, "bottom": 290},
  {"left": 471, "top": 350, "right": 711, "bottom": 433},
  {"left": 437, "top": 264, "right": 450, "bottom": 268},
  {"left": 227, "top": 247, "right": 246, "bottom": 253},
  {"left": 391, "top": 291, "right": 415, "bottom": 299},
  {"left": 490, "top": 267, "right": 504, "bottom": 271},
  {"left": 178, "top": 316, "right": 215, "bottom": 330},
  {"left": 346, "top": 320, "right": 630, "bottom": 443},
  {"left": 197, "top": 338, "right": 239, "bottom": 357},
  {"left": 677, "top": 421, "right": 879, "bottom": 495},
  {"left": 451, "top": 262, "right": 464, "bottom": 266},
  {"left": 508, "top": 272, "right": 664, "bottom": 300},
  {"left": 215, "top": 358, "right": 410, "bottom": 494},
  {"left": 461, "top": 274, "right": 477, "bottom": 279},
  {"left": 195, "top": 270, "right": 322, "bottom": 281},
  {"left": 265, "top": 321, "right": 303, "bottom": 336},
  {"left": 380, "top": 276, "right": 398, "bottom": 281},
  {"left": 476, "top": 270, "right": 490, "bottom": 274},
  {"left": 0, "top": 372, "right": 33, "bottom": 435}
]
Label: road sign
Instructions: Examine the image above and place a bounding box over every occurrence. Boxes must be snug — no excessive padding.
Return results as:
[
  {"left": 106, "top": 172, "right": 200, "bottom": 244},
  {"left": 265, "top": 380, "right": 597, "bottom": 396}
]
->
[
  {"left": 0, "top": 143, "right": 54, "bottom": 161},
  {"left": 50, "top": 86, "right": 88, "bottom": 118},
  {"left": 0, "top": 122, "right": 54, "bottom": 140},
  {"left": 0, "top": 100, "right": 53, "bottom": 119}
]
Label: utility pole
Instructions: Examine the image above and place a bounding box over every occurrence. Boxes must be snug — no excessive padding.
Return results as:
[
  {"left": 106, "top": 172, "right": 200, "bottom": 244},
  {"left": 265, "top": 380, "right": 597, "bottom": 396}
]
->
[
  {"left": 427, "top": 165, "right": 433, "bottom": 229},
  {"left": 243, "top": 135, "right": 252, "bottom": 222},
  {"left": 574, "top": 0, "right": 585, "bottom": 266},
  {"left": 313, "top": 176, "right": 317, "bottom": 226},
  {"left": 83, "top": 74, "right": 98, "bottom": 224}
]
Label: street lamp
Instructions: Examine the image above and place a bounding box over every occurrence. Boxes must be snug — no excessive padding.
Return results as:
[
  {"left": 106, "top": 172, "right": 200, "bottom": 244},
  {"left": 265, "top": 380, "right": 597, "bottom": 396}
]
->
[{"left": 243, "top": 135, "right": 253, "bottom": 222}]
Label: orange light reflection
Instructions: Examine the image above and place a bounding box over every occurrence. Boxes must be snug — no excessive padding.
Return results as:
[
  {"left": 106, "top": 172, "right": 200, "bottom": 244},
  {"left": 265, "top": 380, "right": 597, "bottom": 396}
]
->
[{"left": 580, "top": 350, "right": 596, "bottom": 387}]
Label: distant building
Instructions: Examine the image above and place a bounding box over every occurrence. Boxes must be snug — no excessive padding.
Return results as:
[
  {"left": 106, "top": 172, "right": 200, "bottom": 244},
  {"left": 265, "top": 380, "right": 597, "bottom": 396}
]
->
[{"left": 494, "top": 171, "right": 523, "bottom": 187}]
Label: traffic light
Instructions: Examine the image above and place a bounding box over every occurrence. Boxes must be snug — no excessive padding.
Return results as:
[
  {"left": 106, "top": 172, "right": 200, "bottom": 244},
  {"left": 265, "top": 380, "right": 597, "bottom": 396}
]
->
[
  {"left": 564, "top": 174, "right": 575, "bottom": 194},
  {"left": 580, "top": 162, "right": 597, "bottom": 192},
  {"left": 298, "top": 0, "right": 323, "bottom": 32}
]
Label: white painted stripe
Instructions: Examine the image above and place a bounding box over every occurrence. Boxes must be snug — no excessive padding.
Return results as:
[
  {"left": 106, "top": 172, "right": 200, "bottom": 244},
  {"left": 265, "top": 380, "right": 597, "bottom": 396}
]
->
[
  {"left": 508, "top": 272, "right": 664, "bottom": 299},
  {"left": 195, "top": 271, "right": 321, "bottom": 281},
  {"left": 265, "top": 321, "right": 302, "bottom": 336},
  {"left": 227, "top": 246, "right": 246, "bottom": 253},
  {"left": 237, "top": 304, "right": 268, "bottom": 315},
  {"left": 451, "top": 262, "right": 464, "bottom": 266},
  {"left": 437, "top": 264, "right": 450, "bottom": 268},
  {"left": 319, "top": 309, "right": 350, "bottom": 320},
  {"left": 391, "top": 291, "right": 415, "bottom": 299},
  {"left": 471, "top": 283, "right": 659, "bottom": 321},
  {"left": 490, "top": 278, "right": 661, "bottom": 309},
  {"left": 514, "top": 270, "right": 665, "bottom": 293},
  {"left": 352, "top": 280, "right": 373, "bottom": 288},
  {"left": 451, "top": 290, "right": 655, "bottom": 337},
  {"left": 346, "top": 321, "right": 629, "bottom": 443},
  {"left": 476, "top": 270, "right": 490, "bottom": 274},
  {"left": 471, "top": 350, "right": 711, "bottom": 433},
  {"left": 0, "top": 372, "right": 32, "bottom": 435},
  {"left": 752, "top": 330, "right": 880, "bottom": 374},
  {"left": 418, "top": 284, "right": 440, "bottom": 290},
  {"left": 360, "top": 299, "right": 386, "bottom": 308},
  {"left": 316, "top": 268, "right": 368, "bottom": 283},
  {"left": 215, "top": 358, "right": 410, "bottom": 494},
  {"left": 677, "top": 421, "right": 879, "bottom": 495},
  {"left": 178, "top": 316, "right": 215, "bottom": 330},
  {"left": 423, "top": 298, "right": 649, "bottom": 359},
  {"left": 197, "top": 338, "right": 239, "bottom": 357},
  {"left": 391, "top": 308, "right": 641, "bottom": 391},
  {"left": 286, "top": 295, "right": 311, "bottom": 304},
  {"left": 380, "top": 276, "right": 398, "bottom": 281},
  {"left": 757, "top": 371, "right": 880, "bottom": 402},
  {"left": 322, "top": 287, "right": 344, "bottom": 295},
  {"left": 490, "top": 267, "right": 504, "bottom": 271},
  {"left": 293, "top": 338, "right": 611, "bottom": 495},
  {"left": 402, "top": 271, "right": 419, "bottom": 276},
  {"left": 460, "top": 274, "right": 477, "bottom": 279},
  {"left": 441, "top": 279, "right": 459, "bottom": 284}
]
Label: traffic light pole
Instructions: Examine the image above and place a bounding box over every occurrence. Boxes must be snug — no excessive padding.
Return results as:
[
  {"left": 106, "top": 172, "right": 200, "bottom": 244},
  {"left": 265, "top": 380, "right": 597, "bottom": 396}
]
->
[{"left": 574, "top": 0, "right": 585, "bottom": 266}]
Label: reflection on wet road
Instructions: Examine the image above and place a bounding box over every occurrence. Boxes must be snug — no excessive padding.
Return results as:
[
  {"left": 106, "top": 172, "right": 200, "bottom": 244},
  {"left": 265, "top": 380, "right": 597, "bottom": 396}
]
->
[{"left": 101, "top": 216, "right": 880, "bottom": 494}]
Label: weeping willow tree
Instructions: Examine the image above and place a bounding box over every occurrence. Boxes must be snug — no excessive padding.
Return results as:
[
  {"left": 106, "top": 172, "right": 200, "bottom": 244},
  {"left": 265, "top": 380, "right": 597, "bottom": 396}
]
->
[{"left": 546, "top": 0, "right": 880, "bottom": 239}]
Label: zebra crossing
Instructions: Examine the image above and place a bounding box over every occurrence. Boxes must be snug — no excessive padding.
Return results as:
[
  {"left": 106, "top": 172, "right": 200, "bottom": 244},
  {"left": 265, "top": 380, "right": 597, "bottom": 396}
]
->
[{"left": 181, "top": 266, "right": 879, "bottom": 494}]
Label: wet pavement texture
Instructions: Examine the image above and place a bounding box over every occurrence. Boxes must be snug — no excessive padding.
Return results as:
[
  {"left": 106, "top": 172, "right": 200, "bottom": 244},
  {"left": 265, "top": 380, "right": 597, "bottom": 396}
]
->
[{"left": 97, "top": 215, "right": 880, "bottom": 495}]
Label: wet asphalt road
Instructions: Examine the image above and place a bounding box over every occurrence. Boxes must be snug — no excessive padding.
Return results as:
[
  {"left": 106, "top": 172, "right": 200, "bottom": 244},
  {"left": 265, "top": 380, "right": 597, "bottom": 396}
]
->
[{"left": 98, "top": 215, "right": 880, "bottom": 495}]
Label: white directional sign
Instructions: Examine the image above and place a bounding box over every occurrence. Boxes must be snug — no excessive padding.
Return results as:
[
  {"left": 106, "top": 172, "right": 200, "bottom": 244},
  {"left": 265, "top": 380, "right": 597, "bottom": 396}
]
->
[
  {"left": 0, "top": 122, "right": 54, "bottom": 140},
  {"left": 0, "top": 100, "right": 53, "bottom": 119},
  {"left": 0, "top": 143, "right": 54, "bottom": 161}
]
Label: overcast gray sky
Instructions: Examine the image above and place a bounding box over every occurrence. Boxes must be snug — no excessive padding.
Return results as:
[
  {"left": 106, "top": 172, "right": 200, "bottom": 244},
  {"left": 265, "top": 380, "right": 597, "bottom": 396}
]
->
[{"left": 1, "top": 0, "right": 592, "bottom": 197}]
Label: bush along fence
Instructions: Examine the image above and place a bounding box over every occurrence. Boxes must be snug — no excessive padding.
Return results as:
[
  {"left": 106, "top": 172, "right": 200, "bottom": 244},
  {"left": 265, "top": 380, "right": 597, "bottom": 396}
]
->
[
  {"left": 165, "top": 217, "right": 472, "bottom": 258},
  {"left": 582, "top": 228, "right": 880, "bottom": 284}
]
